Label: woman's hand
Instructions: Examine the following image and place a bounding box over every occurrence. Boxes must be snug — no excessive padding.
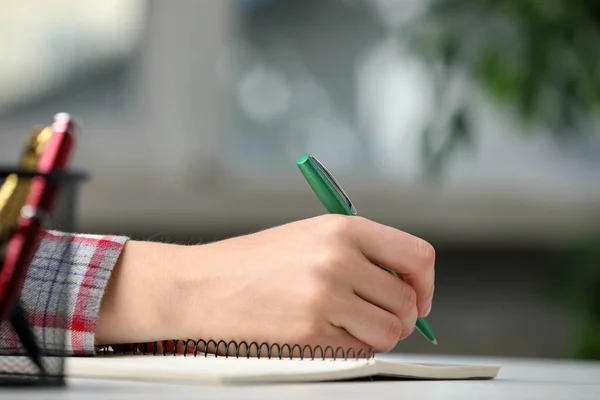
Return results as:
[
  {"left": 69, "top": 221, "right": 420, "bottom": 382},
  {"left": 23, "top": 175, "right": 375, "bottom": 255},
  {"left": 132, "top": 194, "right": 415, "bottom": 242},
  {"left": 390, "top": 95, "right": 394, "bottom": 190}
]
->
[{"left": 96, "top": 215, "right": 435, "bottom": 355}]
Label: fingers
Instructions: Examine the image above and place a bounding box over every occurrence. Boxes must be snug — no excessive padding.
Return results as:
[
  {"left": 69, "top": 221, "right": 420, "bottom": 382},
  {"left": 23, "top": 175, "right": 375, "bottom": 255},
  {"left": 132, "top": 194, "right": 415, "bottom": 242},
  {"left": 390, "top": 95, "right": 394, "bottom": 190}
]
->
[
  {"left": 349, "top": 217, "right": 436, "bottom": 317},
  {"left": 331, "top": 293, "right": 408, "bottom": 352},
  {"left": 349, "top": 259, "right": 419, "bottom": 340}
]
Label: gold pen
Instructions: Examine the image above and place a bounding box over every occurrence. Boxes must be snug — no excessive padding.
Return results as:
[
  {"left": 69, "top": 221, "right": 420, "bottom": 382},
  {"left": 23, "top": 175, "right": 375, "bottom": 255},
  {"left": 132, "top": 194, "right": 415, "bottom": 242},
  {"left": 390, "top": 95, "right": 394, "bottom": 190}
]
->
[{"left": 0, "top": 126, "right": 53, "bottom": 256}]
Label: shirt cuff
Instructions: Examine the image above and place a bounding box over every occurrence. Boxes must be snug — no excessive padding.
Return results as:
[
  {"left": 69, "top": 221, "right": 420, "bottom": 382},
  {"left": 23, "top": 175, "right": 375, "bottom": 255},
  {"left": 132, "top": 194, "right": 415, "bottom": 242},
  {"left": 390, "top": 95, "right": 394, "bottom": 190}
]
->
[{"left": 0, "top": 230, "right": 129, "bottom": 356}]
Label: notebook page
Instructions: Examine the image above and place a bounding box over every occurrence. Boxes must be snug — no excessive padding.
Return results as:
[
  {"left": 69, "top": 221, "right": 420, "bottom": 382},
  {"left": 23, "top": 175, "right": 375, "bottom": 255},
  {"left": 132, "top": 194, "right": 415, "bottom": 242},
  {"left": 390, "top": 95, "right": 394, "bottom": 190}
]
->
[{"left": 66, "top": 355, "right": 377, "bottom": 384}]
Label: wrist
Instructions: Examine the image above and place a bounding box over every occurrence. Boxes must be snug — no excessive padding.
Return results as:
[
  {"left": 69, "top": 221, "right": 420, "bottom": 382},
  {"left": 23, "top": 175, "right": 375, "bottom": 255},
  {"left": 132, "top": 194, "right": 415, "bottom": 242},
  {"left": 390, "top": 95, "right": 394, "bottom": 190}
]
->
[{"left": 96, "top": 240, "right": 194, "bottom": 345}]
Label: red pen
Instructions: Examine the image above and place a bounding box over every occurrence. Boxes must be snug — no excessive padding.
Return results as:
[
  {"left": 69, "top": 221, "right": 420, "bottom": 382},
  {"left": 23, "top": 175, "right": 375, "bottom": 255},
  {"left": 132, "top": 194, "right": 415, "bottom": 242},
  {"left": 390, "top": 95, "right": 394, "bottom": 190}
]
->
[
  {"left": 24, "top": 112, "right": 76, "bottom": 215},
  {"left": 1, "top": 113, "right": 76, "bottom": 313},
  {"left": 0, "top": 113, "right": 76, "bottom": 369}
]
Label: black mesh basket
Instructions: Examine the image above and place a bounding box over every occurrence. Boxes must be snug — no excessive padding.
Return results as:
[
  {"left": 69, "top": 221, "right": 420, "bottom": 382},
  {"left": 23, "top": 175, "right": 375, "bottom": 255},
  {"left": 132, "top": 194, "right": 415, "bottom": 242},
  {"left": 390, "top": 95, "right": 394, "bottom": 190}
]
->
[{"left": 0, "top": 167, "right": 88, "bottom": 386}]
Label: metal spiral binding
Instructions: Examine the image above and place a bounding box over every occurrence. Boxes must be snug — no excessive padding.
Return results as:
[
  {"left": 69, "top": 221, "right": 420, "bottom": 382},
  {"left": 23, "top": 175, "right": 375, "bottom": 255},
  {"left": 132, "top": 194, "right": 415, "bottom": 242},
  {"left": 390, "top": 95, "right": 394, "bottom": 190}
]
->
[{"left": 100, "top": 339, "right": 375, "bottom": 361}]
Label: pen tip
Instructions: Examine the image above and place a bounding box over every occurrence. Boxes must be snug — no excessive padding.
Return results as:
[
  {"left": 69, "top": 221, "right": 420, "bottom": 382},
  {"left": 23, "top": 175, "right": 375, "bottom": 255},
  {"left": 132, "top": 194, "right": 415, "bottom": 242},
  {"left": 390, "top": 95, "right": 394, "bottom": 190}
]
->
[{"left": 432, "top": 339, "right": 438, "bottom": 345}]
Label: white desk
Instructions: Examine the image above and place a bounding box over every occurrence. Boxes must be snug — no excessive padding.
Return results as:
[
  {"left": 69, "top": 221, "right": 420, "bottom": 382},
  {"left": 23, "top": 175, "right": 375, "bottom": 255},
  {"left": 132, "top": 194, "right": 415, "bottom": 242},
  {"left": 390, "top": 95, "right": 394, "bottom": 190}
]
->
[{"left": 4, "top": 354, "right": 600, "bottom": 400}]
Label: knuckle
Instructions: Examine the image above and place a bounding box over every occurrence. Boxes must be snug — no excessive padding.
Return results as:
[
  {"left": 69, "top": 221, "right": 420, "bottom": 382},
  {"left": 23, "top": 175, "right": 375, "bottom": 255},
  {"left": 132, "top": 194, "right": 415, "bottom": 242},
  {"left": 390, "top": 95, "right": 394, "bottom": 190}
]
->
[
  {"left": 424, "top": 282, "right": 435, "bottom": 301},
  {"left": 295, "top": 319, "right": 325, "bottom": 344},
  {"left": 397, "top": 282, "right": 418, "bottom": 316},
  {"left": 313, "top": 247, "right": 348, "bottom": 275},
  {"left": 401, "top": 309, "right": 418, "bottom": 340},
  {"left": 400, "top": 320, "right": 417, "bottom": 341},
  {"left": 320, "top": 214, "right": 355, "bottom": 237},
  {"left": 305, "top": 285, "right": 329, "bottom": 308},
  {"left": 416, "top": 238, "right": 436, "bottom": 269},
  {"left": 381, "top": 317, "right": 402, "bottom": 351},
  {"left": 304, "top": 284, "right": 338, "bottom": 314}
]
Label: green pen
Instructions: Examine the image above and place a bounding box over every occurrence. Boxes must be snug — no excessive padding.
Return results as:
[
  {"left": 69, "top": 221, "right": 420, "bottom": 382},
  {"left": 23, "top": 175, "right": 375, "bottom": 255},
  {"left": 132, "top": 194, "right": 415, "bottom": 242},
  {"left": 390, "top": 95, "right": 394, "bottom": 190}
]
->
[{"left": 296, "top": 153, "right": 437, "bottom": 345}]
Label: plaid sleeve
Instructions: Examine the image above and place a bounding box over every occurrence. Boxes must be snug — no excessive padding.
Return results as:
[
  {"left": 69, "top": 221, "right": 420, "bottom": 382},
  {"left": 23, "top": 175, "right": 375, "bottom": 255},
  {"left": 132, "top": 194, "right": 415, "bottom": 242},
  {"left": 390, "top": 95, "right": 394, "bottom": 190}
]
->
[{"left": 0, "top": 230, "right": 128, "bottom": 356}]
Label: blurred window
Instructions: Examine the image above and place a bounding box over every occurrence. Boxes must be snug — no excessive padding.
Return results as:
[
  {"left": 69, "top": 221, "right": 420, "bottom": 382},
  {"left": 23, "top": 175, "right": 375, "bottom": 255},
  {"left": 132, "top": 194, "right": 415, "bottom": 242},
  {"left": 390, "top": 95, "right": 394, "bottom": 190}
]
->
[{"left": 0, "top": 0, "right": 145, "bottom": 124}]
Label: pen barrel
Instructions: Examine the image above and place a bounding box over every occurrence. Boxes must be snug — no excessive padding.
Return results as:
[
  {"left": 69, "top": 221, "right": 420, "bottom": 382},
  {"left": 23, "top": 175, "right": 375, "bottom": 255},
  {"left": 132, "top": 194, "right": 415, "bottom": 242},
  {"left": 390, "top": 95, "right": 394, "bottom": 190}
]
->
[
  {"left": 296, "top": 155, "right": 354, "bottom": 215},
  {"left": 23, "top": 116, "right": 75, "bottom": 219}
]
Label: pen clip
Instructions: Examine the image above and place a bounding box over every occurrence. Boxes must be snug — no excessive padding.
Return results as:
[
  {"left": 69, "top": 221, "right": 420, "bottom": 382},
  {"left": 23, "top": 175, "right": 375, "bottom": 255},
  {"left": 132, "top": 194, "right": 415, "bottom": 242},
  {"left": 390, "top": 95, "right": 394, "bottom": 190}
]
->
[{"left": 310, "top": 156, "right": 357, "bottom": 215}]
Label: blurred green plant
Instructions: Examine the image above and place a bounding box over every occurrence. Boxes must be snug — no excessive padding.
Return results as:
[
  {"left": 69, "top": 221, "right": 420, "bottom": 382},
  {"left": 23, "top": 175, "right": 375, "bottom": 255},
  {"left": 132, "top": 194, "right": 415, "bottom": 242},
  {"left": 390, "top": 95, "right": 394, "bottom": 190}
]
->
[
  {"left": 549, "top": 239, "right": 600, "bottom": 359},
  {"left": 403, "top": 0, "right": 600, "bottom": 176},
  {"left": 405, "top": 0, "right": 600, "bottom": 359}
]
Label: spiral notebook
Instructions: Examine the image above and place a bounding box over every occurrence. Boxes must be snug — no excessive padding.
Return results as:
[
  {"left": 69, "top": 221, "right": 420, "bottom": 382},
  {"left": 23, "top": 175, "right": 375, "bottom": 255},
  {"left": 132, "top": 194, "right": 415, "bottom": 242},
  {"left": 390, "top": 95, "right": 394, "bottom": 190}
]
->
[{"left": 63, "top": 339, "right": 501, "bottom": 384}]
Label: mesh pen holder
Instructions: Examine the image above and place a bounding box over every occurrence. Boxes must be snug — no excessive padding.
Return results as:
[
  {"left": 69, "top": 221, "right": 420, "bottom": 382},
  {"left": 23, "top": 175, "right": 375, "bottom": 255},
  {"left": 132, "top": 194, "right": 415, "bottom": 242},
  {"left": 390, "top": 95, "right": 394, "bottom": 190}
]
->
[{"left": 0, "top": 168, "right": 88, "bottom": 386}]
